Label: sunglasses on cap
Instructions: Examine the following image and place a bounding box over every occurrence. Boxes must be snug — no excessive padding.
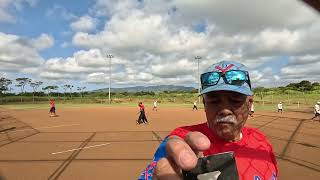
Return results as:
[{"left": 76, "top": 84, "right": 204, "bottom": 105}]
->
[{"left": 201, "top": 70, "right": 252, "bottom": 90}]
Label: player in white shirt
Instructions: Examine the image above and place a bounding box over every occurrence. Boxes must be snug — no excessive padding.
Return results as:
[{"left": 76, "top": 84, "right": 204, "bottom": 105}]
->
[
  {"left": 277, "top": 102, "right": 283, "bottom": 113},
  {"left": 250, "top": 103, "right": 254, "bottom": 117},
  {"left": 192, "top": 101, "right": 198, "bottom": 111},
  {"left": 311, "top": 102, "right": 320, "bottom": 121},
  {"left": 152, "top": 100, "right": 158, "bottom": 111}
]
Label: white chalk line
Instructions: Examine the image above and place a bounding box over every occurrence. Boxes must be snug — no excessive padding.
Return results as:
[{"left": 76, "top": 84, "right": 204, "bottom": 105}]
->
[
  {"left": 10, "top": 124, "right": 81, "bottom": 132},
  {"left": 51, "top": 143, "right": 111, "bottom": 155}
]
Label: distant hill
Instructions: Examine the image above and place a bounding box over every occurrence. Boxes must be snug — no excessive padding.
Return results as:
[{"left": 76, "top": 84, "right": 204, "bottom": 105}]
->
[{"left": 93, "top": 85, "right": 196, "bottom": 93}]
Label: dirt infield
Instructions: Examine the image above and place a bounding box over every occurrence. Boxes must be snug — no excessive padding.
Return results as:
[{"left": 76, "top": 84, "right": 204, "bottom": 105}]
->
[{"left": 0, "top": 106, "right": 319, "bottom": 179}]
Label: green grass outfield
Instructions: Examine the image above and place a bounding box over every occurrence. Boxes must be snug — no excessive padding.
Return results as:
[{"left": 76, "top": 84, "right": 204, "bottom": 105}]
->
[
  {"left": 0, "top": 102, "right": 203, "bottom": 110},
  {"left": 0, "top": 102, "right": 312, "bottom": 112}
]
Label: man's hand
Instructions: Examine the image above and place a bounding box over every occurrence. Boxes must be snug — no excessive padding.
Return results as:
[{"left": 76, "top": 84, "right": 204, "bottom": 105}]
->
[{"left": 154, "top": 132, "right": 211, "bottom": 180}]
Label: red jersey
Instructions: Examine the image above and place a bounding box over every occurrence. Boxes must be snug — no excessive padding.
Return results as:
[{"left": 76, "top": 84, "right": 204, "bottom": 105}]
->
[
  {"left": 50, "top": 100, "right": 55, "bottom": 108},
  {"left": 139, "top": 104, "right": 145, "bottom": 111},
  {"left": 169, "top": 123, "right": 278, "bottom": 180}
]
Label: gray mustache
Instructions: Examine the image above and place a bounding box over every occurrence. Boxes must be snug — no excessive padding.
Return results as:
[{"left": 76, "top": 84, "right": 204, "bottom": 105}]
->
[{"left": 216, "top": 116, "right": 237, "bottom": 123}]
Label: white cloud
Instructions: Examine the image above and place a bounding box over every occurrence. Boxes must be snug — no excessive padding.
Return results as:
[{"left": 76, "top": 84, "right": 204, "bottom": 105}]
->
[
  {"left": 151, "top": 59, "right": 195, "bottom": 78},
  {"left": 30, "top": 33, "right": 54, "bottom": 50},
  {"left": 250, "top": 67, "right": 282, "bottom": 87},
  {"left": 43, "top": 57, "right": 98, "bottom": 74},
  {"left": 281, "top": 56, "right": 320, "bottom": 77},
  {"left": 4, "top": 0, "right": 320, "bottom": 88},
  {"left": 0, "top": 32, "right": 44, "bottom": 72},
  {"left": 287, "top": 55, "right": 320, "bottom": 66},
  {"left": 73, "top": 9, "right": 208, "bottom": 56},
  {"left": 73, "top": 1, "right": 320, "bottom": 62},
  {"left": 37, "top": 49, "right": 126, "bottom": 81},
  {"left": 162, "top": 0, "right": 318, "bottom": 34},
  {"left": 39, "top": 71, "right": 75, "bottom": 80},
  {"left": 68, "top": 0, "right": 320, "bottom": 87},
  {"left": 74, "top": 49, "right": 106, "bottom": 67},
  {"left": 70, "top": 15, "right": 98, "bottom": 32},
  {"left": 86, "top": 72, "right": 106, "bottom": 83}
]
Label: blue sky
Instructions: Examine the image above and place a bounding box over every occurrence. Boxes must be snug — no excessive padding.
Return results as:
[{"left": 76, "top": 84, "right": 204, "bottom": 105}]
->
[
  {"left": 0, "top": 0, "right": 96, "bottom": 58},
  {"left": 0, "top": 0, "right": 319, "bottom": 93}
]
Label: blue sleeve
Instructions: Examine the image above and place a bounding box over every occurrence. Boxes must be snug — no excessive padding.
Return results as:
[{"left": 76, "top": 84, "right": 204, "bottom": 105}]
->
[{"left": 138, "top": 137, "right": 168, "bottom": 180}]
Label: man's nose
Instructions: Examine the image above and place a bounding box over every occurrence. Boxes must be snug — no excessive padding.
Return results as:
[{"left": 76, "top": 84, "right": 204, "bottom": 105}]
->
[
  {"left": 216, "top": 100, "right": 233, "bottom": 117},
  {"left": 217, "top": 108, "right": 233, "bottom": 117}
]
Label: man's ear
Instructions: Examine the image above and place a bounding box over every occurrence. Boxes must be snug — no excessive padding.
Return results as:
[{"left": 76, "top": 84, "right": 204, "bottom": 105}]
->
[
  {"left": 248, "top": 96, "right": 253, "bottom": 102},
  {"left": 248, "top": 96, "right": 253, "bottom": 107}
]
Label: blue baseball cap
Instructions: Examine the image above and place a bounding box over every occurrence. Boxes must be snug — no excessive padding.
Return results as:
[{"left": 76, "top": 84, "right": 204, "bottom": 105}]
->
[{"left": 199, "top": 60, "right": 253, "bottom": 96}]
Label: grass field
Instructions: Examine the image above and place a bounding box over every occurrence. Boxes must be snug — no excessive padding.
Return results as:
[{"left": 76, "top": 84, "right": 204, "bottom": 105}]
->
[
  {"left": 0, "top": 101, "right": 314, "bottom": 113},
  {"left": 1, "top": 90, "right": 319, "bottom": 107},
  {"left": 0, "top": 102, "right": 203, "bottom": 110}
]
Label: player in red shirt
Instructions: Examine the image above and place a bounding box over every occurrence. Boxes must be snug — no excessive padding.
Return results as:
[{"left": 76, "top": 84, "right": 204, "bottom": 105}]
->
[
  {"left": 139, "top": 61, "right": 278, "bottom": 180},
  {"left": 137, "top": 102, "right": 148, "bottom": 124},
  {"left": 49, "top": 99, "right": 57, "bottom": 117}
]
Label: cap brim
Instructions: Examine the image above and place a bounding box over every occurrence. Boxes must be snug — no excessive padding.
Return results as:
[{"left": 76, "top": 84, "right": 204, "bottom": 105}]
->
[{"left": 199, "top": 84, "right": 253, "bottom": 96}]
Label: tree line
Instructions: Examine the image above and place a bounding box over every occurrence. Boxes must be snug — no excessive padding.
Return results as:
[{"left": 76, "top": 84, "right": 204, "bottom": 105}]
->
[
  {"left": 0, "top": 77, "right": 86, "bottom": 101},
  {"left": 253, "top": 80, "right": 320, "bottom": 94},
  {"left": 1, "top": 77, "right": 319, "bottom": 99}
]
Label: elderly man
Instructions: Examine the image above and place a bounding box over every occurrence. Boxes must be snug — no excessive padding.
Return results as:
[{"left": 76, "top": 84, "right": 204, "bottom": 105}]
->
[{"left": 138, "top": 61, "right": 278, "bottom": 180}]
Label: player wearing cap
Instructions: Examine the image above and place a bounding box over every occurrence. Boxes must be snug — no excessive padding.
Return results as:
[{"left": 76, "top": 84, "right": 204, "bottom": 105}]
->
[{"left": 138, "top": 60, "right": 278, "bottom": 180}]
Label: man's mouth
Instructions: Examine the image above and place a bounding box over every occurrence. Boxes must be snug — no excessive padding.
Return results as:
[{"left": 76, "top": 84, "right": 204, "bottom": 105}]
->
[{"left": 215, "top": 116, "right": 237, "bottom": 124}]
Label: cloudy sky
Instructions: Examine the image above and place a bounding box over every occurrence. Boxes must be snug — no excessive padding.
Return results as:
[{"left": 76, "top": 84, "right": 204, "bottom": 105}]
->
[{"left": 0, "top": 0, "right": 319, "bottom": 92}]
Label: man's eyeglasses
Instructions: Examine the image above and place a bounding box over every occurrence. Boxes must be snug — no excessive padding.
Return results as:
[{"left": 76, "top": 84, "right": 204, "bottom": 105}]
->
[{"left": 201, "top": 70, "right": 252, "bottom": 90}]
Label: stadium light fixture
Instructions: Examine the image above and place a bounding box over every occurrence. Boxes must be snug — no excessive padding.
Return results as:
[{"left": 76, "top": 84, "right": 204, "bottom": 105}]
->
[
  {"left": 106, "top": 54, "right": 114, "bottom": 104},
  {"left": 195, "top": 56, "right": 202, "bottom": 104}
]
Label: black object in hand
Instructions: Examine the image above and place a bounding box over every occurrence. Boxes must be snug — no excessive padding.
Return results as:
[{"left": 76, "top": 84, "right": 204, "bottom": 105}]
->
[{"left": 182, "top": 151, "right": 239, "bottom": 180}]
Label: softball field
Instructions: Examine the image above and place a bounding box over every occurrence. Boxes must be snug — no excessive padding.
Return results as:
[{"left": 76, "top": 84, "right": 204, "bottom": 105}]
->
[{"left": 0, "top": 105, "right": 319, "bottom": 179}]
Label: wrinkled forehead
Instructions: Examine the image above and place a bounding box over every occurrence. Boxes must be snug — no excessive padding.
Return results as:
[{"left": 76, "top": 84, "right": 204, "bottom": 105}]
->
[{"left": 203, "top": 61, "right": 249, "bottom": 74}]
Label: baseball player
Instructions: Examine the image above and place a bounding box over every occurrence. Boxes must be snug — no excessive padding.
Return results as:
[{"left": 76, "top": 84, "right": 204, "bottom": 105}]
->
[
  {"left": 311, "top": 102, "right": 320, "bottom": 121},
  {"left": 137, "top": 102, "right": 148, "bottom": 124},
  {"left": 49, "top": 99, "right": 57, "bottom": 117},
  {"left": 152, "top": 100, "right": 158, "bottom": 111},
  {"left": 192, "top": 101, "right": 198, "bottom": 111},
  {"left": 277, "top": 102, "right": 283, "bottom": 113},
  {"left": 249, "top": 102, "right": 254, "bottom": 117}
]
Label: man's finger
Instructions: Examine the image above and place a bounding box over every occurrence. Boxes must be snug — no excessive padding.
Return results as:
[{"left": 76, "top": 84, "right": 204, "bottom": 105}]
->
[
  {"left": 184, "top": 132, "right": 211, "bottom": 152},
  {"left": 154, "top": 158, "right": 182, "bottom": 180},
  {"left": 166, "top": 136, "right": 198, "bottom": 171}
]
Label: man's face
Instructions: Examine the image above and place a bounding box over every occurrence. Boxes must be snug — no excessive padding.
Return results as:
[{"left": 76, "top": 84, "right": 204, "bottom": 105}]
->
[{"left": 203, "top": 91, "right": 253, "bottom": 141}]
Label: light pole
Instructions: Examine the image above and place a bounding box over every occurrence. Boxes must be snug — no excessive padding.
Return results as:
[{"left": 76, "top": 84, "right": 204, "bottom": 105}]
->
[
  {"left": 195, "top": 56, "right": 201, "bottom": 104},
  {"left": 106, "top": 54, "right": 114, "bottom": 104}
]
